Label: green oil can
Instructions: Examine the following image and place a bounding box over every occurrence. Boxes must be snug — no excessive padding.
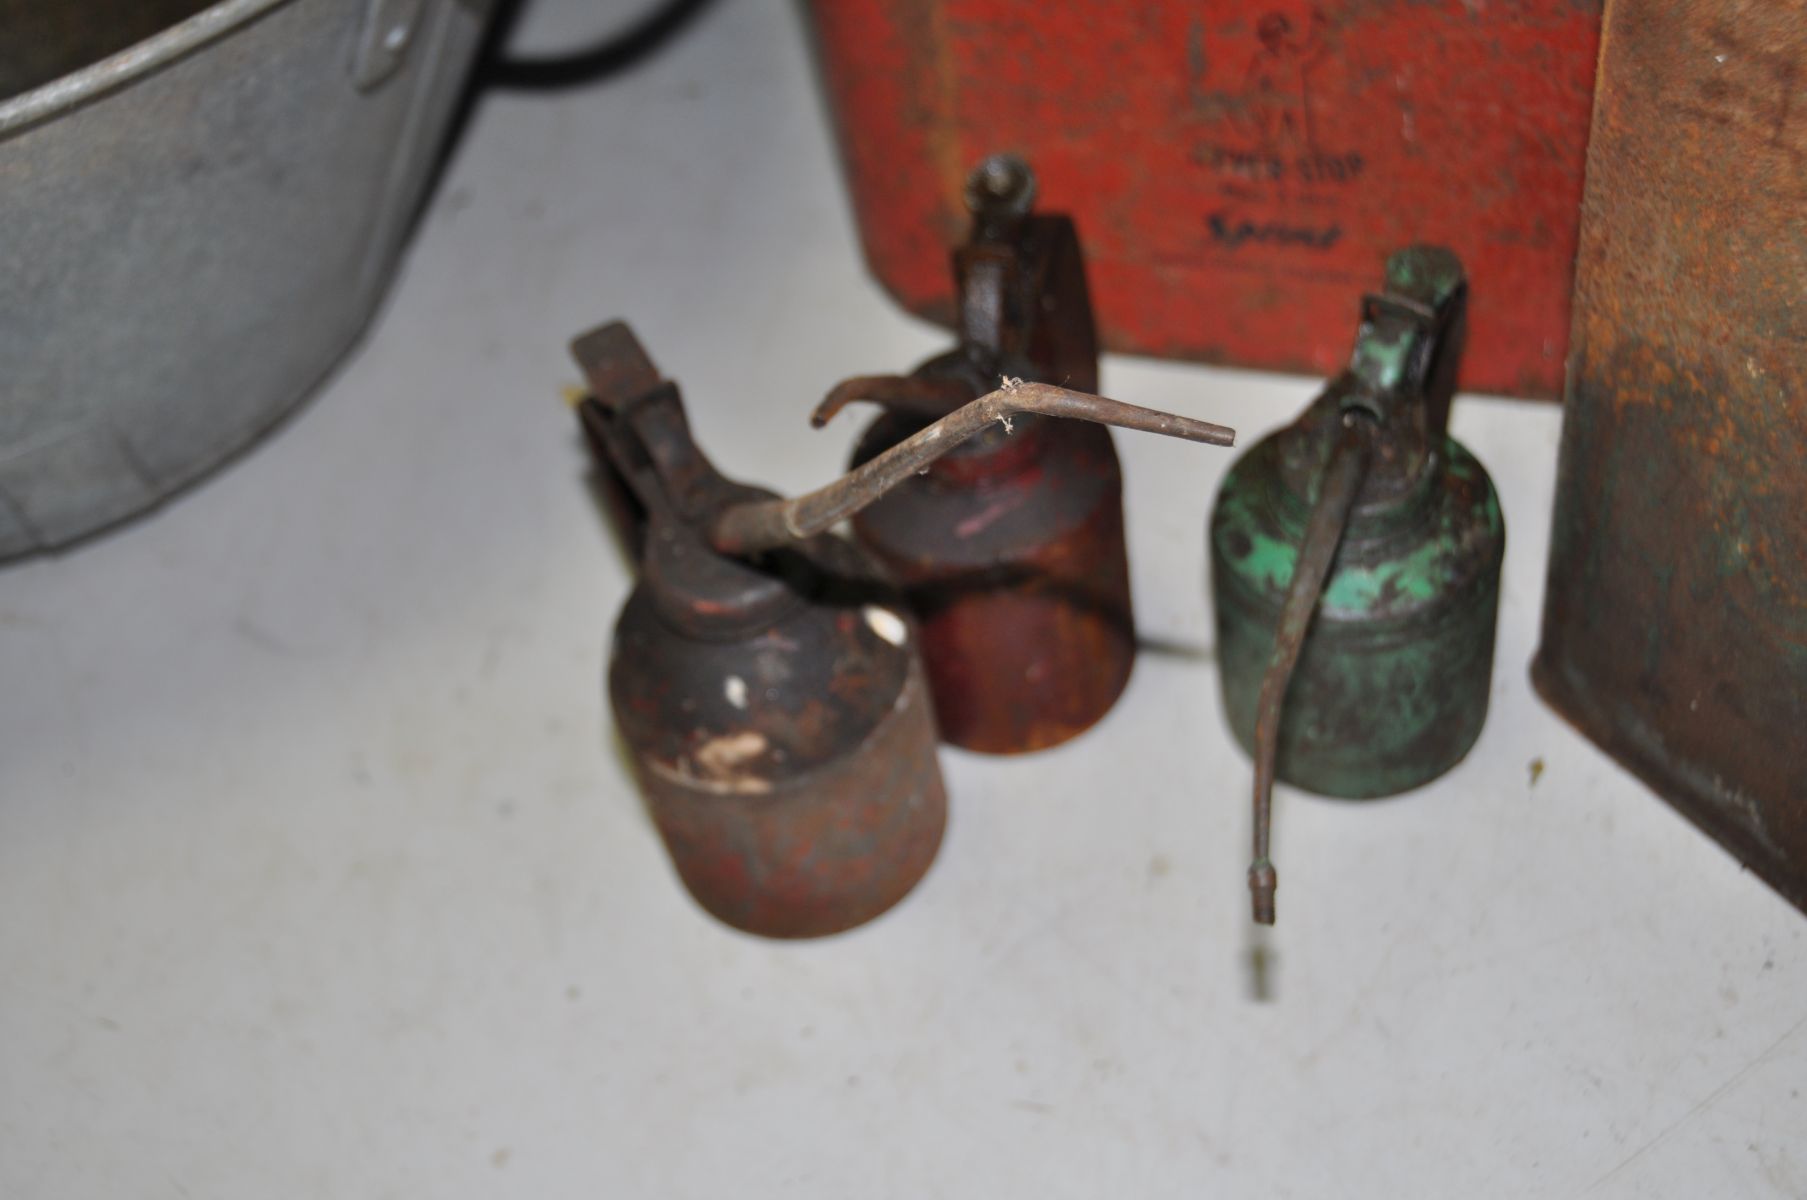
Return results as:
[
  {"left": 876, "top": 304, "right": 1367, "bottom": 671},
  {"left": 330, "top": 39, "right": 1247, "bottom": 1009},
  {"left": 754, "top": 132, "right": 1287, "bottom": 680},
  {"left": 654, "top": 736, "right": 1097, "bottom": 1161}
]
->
[{"left": 1208, "top": 247, "right": 1504, "bottom": 924}]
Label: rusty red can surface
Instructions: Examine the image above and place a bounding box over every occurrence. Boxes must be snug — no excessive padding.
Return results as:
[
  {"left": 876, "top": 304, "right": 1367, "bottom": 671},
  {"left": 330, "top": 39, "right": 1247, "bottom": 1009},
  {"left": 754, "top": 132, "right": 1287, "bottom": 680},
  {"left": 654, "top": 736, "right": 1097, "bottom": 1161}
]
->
[
  {"left": 1532, "top": 0, "right": 1807, "bottom": 912},
  {"left": 807, "top": 1, "right": 1600, "bottom": 397},
  {"left": 610, "top": 531, "right": 947, "bottom": 938},
  {"left": 575, "top": 321, "right": 951, "bottom": 938},
  {"left": 847, "top": 408, "right": 1132, "bottom": 754}
]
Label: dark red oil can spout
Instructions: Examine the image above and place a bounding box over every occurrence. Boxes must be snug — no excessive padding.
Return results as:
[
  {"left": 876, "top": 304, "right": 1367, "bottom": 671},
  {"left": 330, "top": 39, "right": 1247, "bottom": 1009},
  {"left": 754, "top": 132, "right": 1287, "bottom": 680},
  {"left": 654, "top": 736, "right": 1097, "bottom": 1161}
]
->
[
  {"left": 709, "top": 379, "right": 1234, "bottom": 556},
  {"left": 811, "top": 375, "right": 977, "bottom": 426}
]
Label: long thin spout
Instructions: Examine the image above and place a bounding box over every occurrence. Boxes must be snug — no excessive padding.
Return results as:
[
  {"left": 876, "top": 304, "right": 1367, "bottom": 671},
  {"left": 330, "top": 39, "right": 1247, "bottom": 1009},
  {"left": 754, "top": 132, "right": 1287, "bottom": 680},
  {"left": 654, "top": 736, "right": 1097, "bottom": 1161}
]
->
[
  {"left": 1248, "top": 419, "right": 1371, "bottom": 925},
  {"left": 709, "top": 380, "right": 1235, "bottom": 556}
]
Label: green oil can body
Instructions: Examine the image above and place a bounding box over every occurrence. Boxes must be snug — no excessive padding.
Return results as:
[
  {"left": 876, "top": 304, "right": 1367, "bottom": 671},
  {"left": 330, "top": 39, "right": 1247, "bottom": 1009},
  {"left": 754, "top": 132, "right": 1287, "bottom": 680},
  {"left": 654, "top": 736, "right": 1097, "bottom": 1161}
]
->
[{"left": 1211, "top": 394, "right": 1504, "bottom": 799}]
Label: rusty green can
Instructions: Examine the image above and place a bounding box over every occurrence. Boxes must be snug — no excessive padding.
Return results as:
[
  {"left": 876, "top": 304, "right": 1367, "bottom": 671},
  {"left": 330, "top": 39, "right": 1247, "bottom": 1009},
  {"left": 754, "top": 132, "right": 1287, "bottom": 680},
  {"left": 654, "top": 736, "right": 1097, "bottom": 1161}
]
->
[{"left": 1210, "top": 247, "right": 1505, "bottom": 800}]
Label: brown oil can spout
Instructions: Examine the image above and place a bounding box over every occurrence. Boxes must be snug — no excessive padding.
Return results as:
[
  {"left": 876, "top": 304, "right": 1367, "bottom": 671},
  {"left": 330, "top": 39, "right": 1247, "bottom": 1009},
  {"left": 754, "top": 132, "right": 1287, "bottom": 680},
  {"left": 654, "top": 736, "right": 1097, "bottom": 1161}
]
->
[
  {"left": 810, "top": 375, "right": 979, "bottom": 427},
  {"left": 712, "top": 380, "right": 1235, "bottom": 556},
  {"left": 573, "top": 323, "right": 1233, "bottom": 588}
]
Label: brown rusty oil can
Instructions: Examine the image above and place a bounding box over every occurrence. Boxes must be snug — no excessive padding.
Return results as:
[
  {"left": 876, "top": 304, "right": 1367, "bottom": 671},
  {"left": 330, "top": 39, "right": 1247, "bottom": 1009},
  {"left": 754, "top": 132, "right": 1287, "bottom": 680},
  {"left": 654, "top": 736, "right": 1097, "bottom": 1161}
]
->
[
  {"left": 574, "top": 324, "right": 947, "bottom": 937},
  {"left": 816, "top": 156, "right": 1154, "bottom": 755},
  {"left": 1532, "top": 0, "right": 1807, "bottom": 913},
  {"left": 842, "top": 407, "right": 1130, "bottom": 755},
  {"left": 609, "top": 529, "right": 946, "bottom": 938}
]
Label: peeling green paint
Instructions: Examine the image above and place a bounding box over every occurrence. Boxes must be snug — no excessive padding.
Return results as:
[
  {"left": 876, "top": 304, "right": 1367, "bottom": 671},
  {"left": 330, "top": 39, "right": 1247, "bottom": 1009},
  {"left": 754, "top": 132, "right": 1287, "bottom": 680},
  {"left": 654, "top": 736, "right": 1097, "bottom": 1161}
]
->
[
  {"left": 1210, "top": 431, "right": 1504, "bottom": 798},
  {"left": 1351, "top": 328, "right": 1413, "bottom": 392},
  {"left": 1209, "top": 245, "right": 1500, "bottom": 800},
  {"left": 1384, "top": 245, "right": 1464, "bottom": 308}
]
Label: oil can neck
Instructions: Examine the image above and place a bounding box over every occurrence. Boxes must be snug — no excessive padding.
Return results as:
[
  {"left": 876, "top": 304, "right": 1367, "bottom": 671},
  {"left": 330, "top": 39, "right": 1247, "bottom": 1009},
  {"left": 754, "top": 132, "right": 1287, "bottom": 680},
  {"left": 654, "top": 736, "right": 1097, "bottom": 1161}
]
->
[
  {"left": 639, "top": 508, "right": 811, "bottom": 642},
  {"left": 1275, "top": 384, "right": 1436, "bottom": 526},
  {"left": 1276, "top": 245, "right": 1466, "bottom": 520},
  {"left": 910, "top": 351, "right": 1052, "bottom": 482}
]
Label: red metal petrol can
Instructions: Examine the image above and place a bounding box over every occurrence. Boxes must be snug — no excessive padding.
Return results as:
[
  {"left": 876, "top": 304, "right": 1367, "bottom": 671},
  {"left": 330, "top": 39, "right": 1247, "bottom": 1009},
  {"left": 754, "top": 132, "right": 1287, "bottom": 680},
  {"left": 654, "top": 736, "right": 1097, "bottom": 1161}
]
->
[{"left": 807, "top": 1, "right": 1600, "bottom": 398}]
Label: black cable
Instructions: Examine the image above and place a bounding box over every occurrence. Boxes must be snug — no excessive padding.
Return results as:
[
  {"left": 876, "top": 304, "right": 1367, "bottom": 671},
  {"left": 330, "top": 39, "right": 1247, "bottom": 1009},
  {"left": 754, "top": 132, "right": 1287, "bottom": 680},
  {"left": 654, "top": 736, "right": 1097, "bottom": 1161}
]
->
[{"left": 484, "top": 0, "right": 721, "bottom": 91}]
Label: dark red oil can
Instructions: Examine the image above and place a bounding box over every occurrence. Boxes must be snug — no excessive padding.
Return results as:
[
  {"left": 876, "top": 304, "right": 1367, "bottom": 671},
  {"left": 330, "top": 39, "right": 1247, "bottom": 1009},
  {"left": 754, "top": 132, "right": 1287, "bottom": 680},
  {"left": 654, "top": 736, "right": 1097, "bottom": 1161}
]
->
[{"left": 812, "top": 156, "right": 1238, "bottom": 754}]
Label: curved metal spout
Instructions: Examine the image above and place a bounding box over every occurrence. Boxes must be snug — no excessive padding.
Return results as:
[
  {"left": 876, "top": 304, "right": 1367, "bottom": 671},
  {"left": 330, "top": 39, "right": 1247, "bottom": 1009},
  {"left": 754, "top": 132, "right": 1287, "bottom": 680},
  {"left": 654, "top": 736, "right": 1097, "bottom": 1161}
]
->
[
  {"left": 811, "top": 375, "right": 978, "bottom": 427},
  {"left": 710, "top": 380, "right": 1236, "bottom": 556},
  {"left": 1249, "top": 418, "right": 1371, "bottom": 926}
]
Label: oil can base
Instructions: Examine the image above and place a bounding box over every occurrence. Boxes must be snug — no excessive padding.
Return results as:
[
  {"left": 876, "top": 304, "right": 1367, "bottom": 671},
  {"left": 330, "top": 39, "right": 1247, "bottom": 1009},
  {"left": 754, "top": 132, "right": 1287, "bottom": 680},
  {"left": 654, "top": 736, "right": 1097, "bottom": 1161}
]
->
[
  {"left": 636, "top": 664, "right": 948, "bottom": 939},
  {"left": 915, "top": 589, "right": 1133, "bottom": 756},
  {"left": 1222, "top": 710, "right": 1489, "bottom": 801}
]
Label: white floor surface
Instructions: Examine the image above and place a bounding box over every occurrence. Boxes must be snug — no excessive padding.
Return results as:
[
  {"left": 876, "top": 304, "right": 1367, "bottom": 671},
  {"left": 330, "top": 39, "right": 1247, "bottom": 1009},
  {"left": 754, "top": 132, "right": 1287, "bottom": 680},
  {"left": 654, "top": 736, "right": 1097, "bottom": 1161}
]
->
[{"left": 3, "top": 2, "right": 1803, "bottom": 1196}]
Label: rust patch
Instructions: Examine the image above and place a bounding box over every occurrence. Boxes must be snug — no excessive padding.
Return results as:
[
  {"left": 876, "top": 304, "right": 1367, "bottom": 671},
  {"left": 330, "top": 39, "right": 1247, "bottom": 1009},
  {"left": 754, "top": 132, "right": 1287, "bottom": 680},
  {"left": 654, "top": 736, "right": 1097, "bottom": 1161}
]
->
[{"left": 1532, "top": 0, "right": 1807, "bottom": 913}]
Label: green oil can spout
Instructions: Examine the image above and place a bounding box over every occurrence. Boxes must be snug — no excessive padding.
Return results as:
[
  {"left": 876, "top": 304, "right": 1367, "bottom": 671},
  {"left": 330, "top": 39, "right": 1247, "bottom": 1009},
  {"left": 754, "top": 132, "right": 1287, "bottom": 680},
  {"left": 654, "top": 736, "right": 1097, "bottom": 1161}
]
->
[
  {"left": 1249, "top": 419, "right": 1372, "bottom": 925},
  {"left": 1245, "top": 245, "right": 1466, "bottom": 926}
]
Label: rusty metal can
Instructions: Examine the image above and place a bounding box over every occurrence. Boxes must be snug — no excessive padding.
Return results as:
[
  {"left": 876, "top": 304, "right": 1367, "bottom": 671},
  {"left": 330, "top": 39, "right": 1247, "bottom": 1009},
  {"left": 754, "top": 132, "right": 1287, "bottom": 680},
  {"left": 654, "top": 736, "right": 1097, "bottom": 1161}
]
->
[
  {"left": 807, "top": 0, "right": 1600, "bottom": 398},
  {"left": 821, "top": 155, "right": 1135, "bottom": 755},
  {"left": 1212, "top": 247, "right": 1502, "bottom": 802},
  {"left": 1531, "top": 0, "right": 1807, "bottom": 913},
  {"left": 845, "top": 392, "right": 1132, "bottom": 755},
  {"left": 610, "top": 527, "right": 945, "bottom": 938}
]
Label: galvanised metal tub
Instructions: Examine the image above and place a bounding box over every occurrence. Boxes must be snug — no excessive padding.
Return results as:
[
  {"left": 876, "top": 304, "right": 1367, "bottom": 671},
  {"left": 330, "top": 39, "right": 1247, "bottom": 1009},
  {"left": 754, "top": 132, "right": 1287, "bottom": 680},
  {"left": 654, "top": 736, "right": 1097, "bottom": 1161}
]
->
[{"left": 0, "top": 0, "right": 492, "bottom": 556}]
